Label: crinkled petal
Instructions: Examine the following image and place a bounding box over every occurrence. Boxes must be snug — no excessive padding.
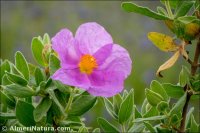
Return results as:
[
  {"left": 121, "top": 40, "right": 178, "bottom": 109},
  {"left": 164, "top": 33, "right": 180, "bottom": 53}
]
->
[
  {"left": 98, "top": 44, "right": 132, "bottom": 78},
  {"left": 52, "top": 29, "right": 81, "bottom": 69},
  {"left": 75, "top": 22, "right": 113, "bottom": 54},
  {"left": 51, "top": 68, "right": 90, "bottom": 90},
  {"left": 93, "top": 44, "right": 113, "bottom": 65},
  {"left": 87, "top": 70, "right": 124, "bottom": 97}
]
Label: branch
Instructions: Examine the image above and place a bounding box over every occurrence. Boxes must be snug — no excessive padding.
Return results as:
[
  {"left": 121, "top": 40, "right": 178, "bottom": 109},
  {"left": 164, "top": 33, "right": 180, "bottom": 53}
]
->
[
  {"left": 179, "top": 88, "right": 192, "bottom": 133},
  {"left": 179, "top": 38, "right": 200, "bottom": 133},
  {"left": 191, "top": 38, "right": 200, "bottom": 76}
]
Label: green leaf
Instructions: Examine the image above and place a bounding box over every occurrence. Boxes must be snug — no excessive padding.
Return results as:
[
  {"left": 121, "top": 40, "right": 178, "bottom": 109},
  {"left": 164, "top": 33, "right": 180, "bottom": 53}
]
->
[
  {"left": 135, "top": 106, "right": 142, "bottom": 119},
  {"left": 48, "top": 89, "right": 65, "bottom": 116},
  {"left": 69, "top": 95, "right": 97, "bottom": 116},
  {"left": 157, "top": 6, "right": 168, "bottom": 16},
  {"left": 31, "top": 37, "right": 45, "bottom": 66},
  {"left": 170, "top": 92, "right": 187, "bottom": 115},
  {"left": 121, "top": 2, "right": 169, "bottom": 20},
  {"left": 16, "top": 100, "right": 35, "bottom": 126},
  {"left": 177, "top": 16, "right": 200, "bottom": 25},
  {"left": 78, "top": 126, "right": 88, "bottom": 133},
  {"left": 175, "top": 1, "right": 195, "bottom": 18},
  {"left": 97, "top": 117, "right": 119, "bottom": 133},
  {"left": 34, "top": 67, "right": 45, "bottom": 86},
  {"left": 33, "top": 97, "right": 52, "bottom": 122},
  {"left": 0, "top": 91, "right": 15, "bottom": 109},
  {"left": 128, "top": 123, "right": 145, "bottom": 132},
  {"left": 0, "top": 112, "right": 16, "bottom": 119},
  {"left": 15, "top": 51, "right": 30, "bottom": 80},
  {"left": 92, "top": 128, "right": 100, "bottom": 133},
  {"left": 102, "top": 97, "right": 118, "bottom": 119},
  {"left": 179, "top": 66, "right": 189, "bottom": 87},
  {"left": 190, "top": 114, "right": 199, "bottom": 132},
  {"left": 171, "top": 114, "right": 180, "bottom": 125},
  {"left": 156, "top": 101, "right": 169, "bottom": 113},
  {"left": 186, "top": 107, "right": 194, "bottom": 128},
  {"left": 0, "top": 60, "right": 10, "bottom": 84},
  {"left": 118, "top": 89, "right": 134, "bottom": 124},
  {"left": 113, "top": 94, "right": 122, "bottom": 115},
  {"left": 2, "top": 75, "right": 12, "bottom": 85},
  {"left": 150, "top": 80, "right": 169, "bottom": 101},
  {"left": 49, "top": 53, "right": 60, "bottom": 75},
  {"left": 160, "top": 0, "right": 181, "bottom": 9},
  {"left": 43, "top": 33, "right": 51, "bottom": 45},
  {"left": 143, "top": 106, "right": 159, "bottom": 118},
  {"left": 141, "top": 98, "right": 148, "bottom": 115},
  {"left": 162, "top": 83, "right": 184, "bottom": 99},
  {"left": 6, "top": 72, "right": 28, "bottom": 86},
  {"left": 144, "top": 122, "right": 156, "bottom": 133},
  {"left": 134, "top": 115, "right": 167, "bottom": 122},
  {"left": 53, "top": 80, "right": 70, "bottom": 93},
  {"left": 4, "top": 84, "right": 35, "bottom": 98},
  {"left": 145, "top": 89, "right": 164, "bottom": 106}
]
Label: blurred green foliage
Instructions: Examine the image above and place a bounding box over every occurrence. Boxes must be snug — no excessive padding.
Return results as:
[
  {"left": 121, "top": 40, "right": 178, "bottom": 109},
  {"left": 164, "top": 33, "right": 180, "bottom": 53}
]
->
[{"left": 1, "top": 1, "right": 197, "bottom": 128}]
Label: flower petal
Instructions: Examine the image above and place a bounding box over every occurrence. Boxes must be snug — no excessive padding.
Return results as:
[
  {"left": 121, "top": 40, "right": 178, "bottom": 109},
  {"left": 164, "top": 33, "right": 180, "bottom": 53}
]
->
[
  {"left": 93, "top": 44, "right": 113, "bottom": 65},
  {"left": 52, "top": 29, "right": 80, "bottom": 69},
  {"left": 98, "top": 44, "right": 132, "bottom": 78},
  {"left": 75, "top": 22, "right": 113, "bottom": 54},
  {"left": 51, "top": 68, "right": 90, "bottom": 90},
  {"left": 87, "top": 70, "right": 124, "bottom": 97}
]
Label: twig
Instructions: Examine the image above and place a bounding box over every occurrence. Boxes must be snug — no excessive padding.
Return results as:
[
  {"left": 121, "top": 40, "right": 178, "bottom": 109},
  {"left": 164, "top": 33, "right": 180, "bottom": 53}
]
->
[
  {"left": 179, "top": 38, "right": 200, "bottom": 133},
  {"left": 182, "top": 55, "right": 193, "bottom": 65},
  {"left": 179, "top": 88, "right": 192, "bottom": 133},
  {"left": 191, "top": 38, "right": 200, "bottom": 76}
]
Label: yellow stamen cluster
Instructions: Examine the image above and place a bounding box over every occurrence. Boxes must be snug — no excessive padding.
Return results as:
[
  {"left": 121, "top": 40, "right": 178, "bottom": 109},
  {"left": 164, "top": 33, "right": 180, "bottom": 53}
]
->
[{"left": 78, "top": 54, "right": 98, "bottom": 74}]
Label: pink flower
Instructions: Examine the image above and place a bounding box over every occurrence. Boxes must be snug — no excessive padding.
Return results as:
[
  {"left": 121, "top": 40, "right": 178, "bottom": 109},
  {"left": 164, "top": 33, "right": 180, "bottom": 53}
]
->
[{"left": 51, "top": 22, "right": 132, "bottom": 97}]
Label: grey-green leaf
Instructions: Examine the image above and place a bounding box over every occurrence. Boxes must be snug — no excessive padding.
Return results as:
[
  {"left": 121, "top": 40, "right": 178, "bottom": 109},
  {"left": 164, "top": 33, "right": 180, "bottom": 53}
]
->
[
  {"left": 34, "top": 67, "right": 45, "bottom": 86},
  {"left": 49, "top": 53, "right": 60, "bottom": 75},
  {"left": 113, "top": 94, "right": 122, "bottom": 115},
  {"left": 16, "top": 100, "right": 35, "bottom": 126},
  {"left": 6, "top": 72, "right": 28, "bottom": 86},
  {"left": 128, "top": 123, "right": 145, "bottom": 132},
  {"left": 162, "top": 83, "right": 184, "bottom": 99},
  {"left": 0, "top": 60, "right": 10, "bottom": 84},
  {"left": 150, "top": 80, "right": 169, "bottom": 101},
  {"left": 144, "top": 122, "right": 156, "bottom": 133},
  {"left": 134, "top": 115, "right": 167, "bottom": 122},
  {"left": 31, "top": 37, "right": 45, "bottom": 66},
  {"left": 98, "top": 117, "right": 119, "bottom": 133},
  {"left": 4, "top": 84, "right": 35, "bottom": 98},
  {"left": 0, "top": 90, "right": 16, "bottom": 109},
  {"left": 15, "top": 51, "right": 30, "bottom": 80},
  {"left": 170, "top": 92, "right": 187, "bottom": 115},
  {"left": 78, "top": 126, "right": 89, "bottom": 133},
  {"left": 118, "top": 89, "right": 134, "bottom": 124},
  {"left": 186, "top": 107, "right": 194, "bottom": 128},
  {"left": 122, "top": 2, "right": 169, "bottom": 20},
  {"left": 0, "top": 112, "right": 16, "bottom": 119},
  {"left": 69, "top": 95, "right": 97, "bottom": 116},
  {"left": 33, "top": 97, "right": 52, "bottom": 122},
  {"left": 43, "top": 33, "right": 51, "bottom": 45},
  {"left": 175, "top": 1, "right": 195, "bottom": 18},
  {"left": 190, "top": 114, "right": 199, "bottom": 132},
  {"left": 145, "top": 89, "right": 163, "bottom": 106},
  {"left": 102, "top": 97, "right": 118, "bottom": 119},
  {"left": 179, "top": 66, "right": 189, "bottom": 87},
  {"left": 92, "top": 128, "right": 100, "bottom": 133},
  {"left": 157, "top": 6, "right": 168, "bottom": 16}
]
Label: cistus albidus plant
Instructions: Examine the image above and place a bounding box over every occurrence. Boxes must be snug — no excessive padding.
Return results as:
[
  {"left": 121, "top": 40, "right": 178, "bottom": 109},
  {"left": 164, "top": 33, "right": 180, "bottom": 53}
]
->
[{"left": 0, "top": 0, "right": 200, "bottom": 133}]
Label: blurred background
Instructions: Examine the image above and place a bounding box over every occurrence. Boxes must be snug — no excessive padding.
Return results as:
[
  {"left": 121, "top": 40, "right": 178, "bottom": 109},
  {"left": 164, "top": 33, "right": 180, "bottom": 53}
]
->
[{"left": 1, "top": 1, "right": 198, "bottom": 127}]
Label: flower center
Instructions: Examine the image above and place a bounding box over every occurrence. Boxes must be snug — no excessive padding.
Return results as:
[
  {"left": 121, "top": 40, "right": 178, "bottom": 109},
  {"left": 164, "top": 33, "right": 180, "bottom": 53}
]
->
[{"left": 78, "top": 54, "right": 98, "bottom": 74}]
